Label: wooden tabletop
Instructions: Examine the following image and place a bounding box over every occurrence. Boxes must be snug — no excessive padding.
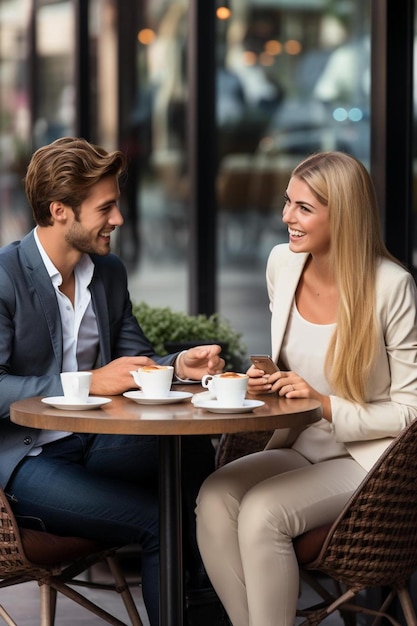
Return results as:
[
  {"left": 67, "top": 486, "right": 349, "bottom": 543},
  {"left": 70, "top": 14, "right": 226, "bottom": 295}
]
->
[{"left": 10, "top": 385, "right": 322, "bottom": 436}]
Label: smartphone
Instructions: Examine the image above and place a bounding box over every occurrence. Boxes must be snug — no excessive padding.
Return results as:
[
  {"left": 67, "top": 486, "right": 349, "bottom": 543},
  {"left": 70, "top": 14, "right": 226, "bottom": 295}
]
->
[{"left": 250, "top": 355, "right": 280, "bottom": 375}]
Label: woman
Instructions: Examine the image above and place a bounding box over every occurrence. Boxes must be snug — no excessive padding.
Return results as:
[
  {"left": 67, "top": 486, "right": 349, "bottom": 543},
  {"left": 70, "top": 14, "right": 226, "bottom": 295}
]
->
[{"left": 196, "top": 151, "right": 417, "bottom": 626}]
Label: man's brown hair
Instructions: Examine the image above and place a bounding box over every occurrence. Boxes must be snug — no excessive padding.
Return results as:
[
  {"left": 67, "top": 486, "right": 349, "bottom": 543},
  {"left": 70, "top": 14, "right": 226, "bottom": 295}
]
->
[{"left": 25, "top": 137, "right": 126, "bottom": 226}]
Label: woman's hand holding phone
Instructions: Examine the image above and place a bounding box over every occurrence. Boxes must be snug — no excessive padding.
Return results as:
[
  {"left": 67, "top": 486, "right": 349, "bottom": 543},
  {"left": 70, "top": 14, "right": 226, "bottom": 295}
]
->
[
  {"left": 247, "top": 355, "right": 280, "bottom": 394},
  {"left": 248, "top": 356, "right": 331, "bottom": 418}
]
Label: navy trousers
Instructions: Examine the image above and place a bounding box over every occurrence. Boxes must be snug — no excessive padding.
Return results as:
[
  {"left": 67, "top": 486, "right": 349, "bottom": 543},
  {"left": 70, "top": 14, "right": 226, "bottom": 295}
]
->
[{"left": 7, "top": 432, "right": 215, "bottom": 626}]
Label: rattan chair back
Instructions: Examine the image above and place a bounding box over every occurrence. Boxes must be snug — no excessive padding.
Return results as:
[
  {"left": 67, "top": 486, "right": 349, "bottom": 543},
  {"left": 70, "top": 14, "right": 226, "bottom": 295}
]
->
[
  {"left": 308, "top": 419, "right": 417, "bottom": 588},
  {"left": 297, "top": 419, "right": 417, "bottom": 626},
  {"left": 0, "top": 485, "right": 144, "bottom": 626},
  {"left": 0, "top": 487, "right": 37, "bottom": 579}
]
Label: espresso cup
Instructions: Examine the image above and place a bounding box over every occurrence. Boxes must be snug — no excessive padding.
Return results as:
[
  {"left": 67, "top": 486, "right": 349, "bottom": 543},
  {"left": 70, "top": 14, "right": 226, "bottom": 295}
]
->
[
  {"left": 130, "top": 365, "right": 174, "bottom": 398},
  {"left": 60, "top": 371, "right": 92, "bottom": 403},
  {"left": 201, "top": 372, "right": 248, "bottom": 407}
]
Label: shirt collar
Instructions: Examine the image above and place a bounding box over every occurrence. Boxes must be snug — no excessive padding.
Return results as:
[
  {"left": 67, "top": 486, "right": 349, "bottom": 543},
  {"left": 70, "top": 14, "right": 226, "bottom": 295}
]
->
[{"left": 33, "top": 227, "right": 94, "bottom": 287}]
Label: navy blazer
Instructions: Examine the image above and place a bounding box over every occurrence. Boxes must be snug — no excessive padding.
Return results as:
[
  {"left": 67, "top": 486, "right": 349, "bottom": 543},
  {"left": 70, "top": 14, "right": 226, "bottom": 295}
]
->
[{"left": 0, "top": 230, "right": 175, "bottom": 487}]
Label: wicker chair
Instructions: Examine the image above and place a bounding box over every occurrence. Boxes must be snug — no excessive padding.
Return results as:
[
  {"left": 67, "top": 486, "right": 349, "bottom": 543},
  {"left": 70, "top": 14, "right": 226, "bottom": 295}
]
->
[
  {"left": 0, "top": 485, "right": 144, "bottom": 626},
  {"left": 215, "top": 430, "right": 274, "bottom": 468},
  {"left": 293, "top": 418, "right": 417, "bottom": 626}
]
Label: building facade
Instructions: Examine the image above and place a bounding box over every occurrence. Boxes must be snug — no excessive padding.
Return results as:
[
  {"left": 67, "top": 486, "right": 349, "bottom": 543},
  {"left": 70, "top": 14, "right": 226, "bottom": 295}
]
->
[{"left": 0, "top": 0, "right": 414, "bottom": 357}]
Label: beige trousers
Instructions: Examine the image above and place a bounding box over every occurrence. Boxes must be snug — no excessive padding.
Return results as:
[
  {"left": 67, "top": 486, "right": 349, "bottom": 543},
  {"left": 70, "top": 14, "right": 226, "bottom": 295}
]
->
[{"left": 196, "top": 448, "right": 366, "bottom": 626}]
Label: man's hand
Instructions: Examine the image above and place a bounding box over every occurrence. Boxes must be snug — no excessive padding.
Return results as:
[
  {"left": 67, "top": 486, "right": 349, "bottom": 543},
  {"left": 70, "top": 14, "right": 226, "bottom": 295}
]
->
[
  {"left": 177, "top": 345, "right": 224, "bottom": 380},
  {"left": 89, "top": 356, "right": 158, "bottom": 396}
]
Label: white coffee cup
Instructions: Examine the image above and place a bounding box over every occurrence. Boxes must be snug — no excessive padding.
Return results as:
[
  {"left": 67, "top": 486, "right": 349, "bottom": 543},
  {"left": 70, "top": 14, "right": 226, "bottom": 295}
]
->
[
  {"left": 130, "top": 365, "right": 174, "bottom": 398},
  {"left": 201, "top": 372, "right": 248, "bottom": 407},
  {"left": 60, "top": 371, "right": 92, "bottom": 403}
]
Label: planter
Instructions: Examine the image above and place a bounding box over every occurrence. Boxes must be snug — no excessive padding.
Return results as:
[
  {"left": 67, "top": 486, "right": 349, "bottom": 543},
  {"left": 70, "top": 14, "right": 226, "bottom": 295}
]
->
[{"left": 132, "top": 302, "right": 248, "bottom": 372}]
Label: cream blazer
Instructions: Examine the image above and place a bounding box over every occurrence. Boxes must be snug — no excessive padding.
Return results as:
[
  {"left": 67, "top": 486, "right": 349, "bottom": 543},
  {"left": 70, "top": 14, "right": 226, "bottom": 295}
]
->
[{"left": 265, "top": 244, "right": 417, "bottom": 471}]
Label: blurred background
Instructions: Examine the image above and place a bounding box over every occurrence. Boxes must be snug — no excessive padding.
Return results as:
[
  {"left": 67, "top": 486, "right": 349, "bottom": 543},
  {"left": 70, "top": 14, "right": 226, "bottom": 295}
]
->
[{"left": 0, "top": 0, "right": 414, "bottom": 360}]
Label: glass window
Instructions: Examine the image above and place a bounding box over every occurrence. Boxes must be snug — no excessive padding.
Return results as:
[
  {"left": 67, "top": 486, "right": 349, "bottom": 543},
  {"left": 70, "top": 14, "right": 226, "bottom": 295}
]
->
[
  {"left": 0, "top": 0, "right": 33, "bottom": 245},
  {"left": 216, "top": 0, "right": 372, "bottom": 355},
  {"left": 0, "top": 0, "right": 383, "bottom": 365},
  {"left": 115, "top": 0, "right": 372, "bottom": 360},
  {"left": 90, "top": 0, "right": 118, "bottom": 148},
  {"left": 118, "top": 0, "right": 190, "bottom": 311},
  {"left": 413, "top": 6, "right": 417, "bottom": 271},
  {"left": 33, "top": 0, "right": 75, "bottom": 148}
]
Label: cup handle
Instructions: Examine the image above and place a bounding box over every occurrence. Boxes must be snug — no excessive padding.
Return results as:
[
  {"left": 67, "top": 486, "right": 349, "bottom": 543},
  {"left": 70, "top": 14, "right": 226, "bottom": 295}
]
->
[{"left": 201, "top": 375, "right": 213, "bottom": 390}]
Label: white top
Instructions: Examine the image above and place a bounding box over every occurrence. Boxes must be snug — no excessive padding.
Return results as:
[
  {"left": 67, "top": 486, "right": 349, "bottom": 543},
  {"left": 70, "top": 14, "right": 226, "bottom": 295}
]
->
[{"left": 280, "top": 302, "right": 349, "bottom": 463}]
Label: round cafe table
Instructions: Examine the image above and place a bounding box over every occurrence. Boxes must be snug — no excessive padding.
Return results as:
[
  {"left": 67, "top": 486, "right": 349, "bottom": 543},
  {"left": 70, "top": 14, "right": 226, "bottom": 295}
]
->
[{"left": 10, "top": 386, "right": 322, "bottom": 626}]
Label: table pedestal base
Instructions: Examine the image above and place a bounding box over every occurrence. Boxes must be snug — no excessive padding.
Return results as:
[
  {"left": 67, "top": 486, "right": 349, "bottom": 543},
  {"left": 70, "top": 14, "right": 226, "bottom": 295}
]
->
[{"left": 159, "top": 435, "right": 183, "bottom": 626}]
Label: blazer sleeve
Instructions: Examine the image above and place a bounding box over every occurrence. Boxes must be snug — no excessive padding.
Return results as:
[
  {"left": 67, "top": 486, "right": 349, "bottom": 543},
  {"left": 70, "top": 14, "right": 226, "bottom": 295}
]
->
[{"left": 331, "top": 263, "right": 417, "bottom": 443}]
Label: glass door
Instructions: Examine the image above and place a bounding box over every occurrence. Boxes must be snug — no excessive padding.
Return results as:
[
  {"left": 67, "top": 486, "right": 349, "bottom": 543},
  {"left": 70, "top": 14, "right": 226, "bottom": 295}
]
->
[{"left": 216, "top": 0, "right": 372, "bottom": 358}]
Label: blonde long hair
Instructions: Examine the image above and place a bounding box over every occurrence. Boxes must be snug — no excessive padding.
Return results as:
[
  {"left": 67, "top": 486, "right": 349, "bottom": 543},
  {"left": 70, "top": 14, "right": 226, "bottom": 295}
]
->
[{"left": 292, "top": 152, "right": 399, "bottom": 403}]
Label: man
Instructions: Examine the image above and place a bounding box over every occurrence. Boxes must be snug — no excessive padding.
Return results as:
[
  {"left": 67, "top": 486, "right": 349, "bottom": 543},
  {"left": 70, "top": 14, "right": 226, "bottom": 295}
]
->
[{"left": 0, "top": 137, "right": 224, "bottom": 626}]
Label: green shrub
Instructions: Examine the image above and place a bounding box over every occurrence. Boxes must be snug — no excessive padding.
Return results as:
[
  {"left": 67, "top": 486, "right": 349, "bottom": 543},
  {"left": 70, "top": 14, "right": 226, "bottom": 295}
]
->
[{"left": 132, "top": 301, "right": 248, "bottom": 372}]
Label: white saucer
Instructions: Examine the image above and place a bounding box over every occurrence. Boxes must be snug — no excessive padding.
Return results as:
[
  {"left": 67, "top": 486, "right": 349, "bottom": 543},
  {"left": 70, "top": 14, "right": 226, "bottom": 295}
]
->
[
  {"left": 194, "top": 399, "right": 265, "bottom": 414},
  {"left": 191, "top": 391, "right": 216, "bottom": 405},
  {"left": 123, "top": 391, "right": 193, "bottom": 405},
  {"left": 41, "top": 396, "right": 112, "bottom": 411}
]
